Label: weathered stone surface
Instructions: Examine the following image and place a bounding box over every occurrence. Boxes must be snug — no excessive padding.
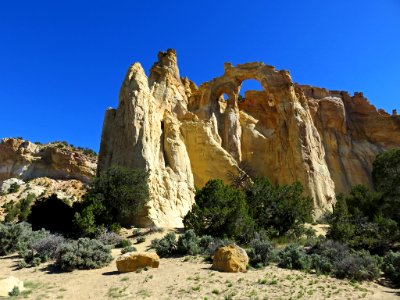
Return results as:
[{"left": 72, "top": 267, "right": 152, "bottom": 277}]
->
[
  {"left": 98, "top": 50, "right": 195, "bottom": 227},
  {"left": 98, "top": 49, "right": 400, "bottom": 225},
  {"left": 0, "top": 138, "right": 94, "bottom": 220},
  {"left": 302, "top": 86, "right": 400, "bottom": 194},
  {"left": 212, "top": 244, "right": 248, "bottom": 273},
  {"left": 0, "top": 138, "right": 96, "bottom": 183},
  {"left": 116, "top": 252, "right": 160, "bottom": 273},
  {"left": 0, "top": 276, "right": 24, "bottom": 297}
]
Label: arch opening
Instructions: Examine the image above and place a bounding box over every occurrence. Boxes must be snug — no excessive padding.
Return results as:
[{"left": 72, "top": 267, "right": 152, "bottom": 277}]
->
[{"left": 239, "top": 79, "right": 264, "bottom": 102}]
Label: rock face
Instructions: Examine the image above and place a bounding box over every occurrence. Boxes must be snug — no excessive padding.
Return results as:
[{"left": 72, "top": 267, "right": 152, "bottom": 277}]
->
[
  {"left": 116, "top": 252, "right": 160, "bottom": 273},
  {"left": 98, "top": 49, "right": 196, "bottom": 227},
  {"left": 0, "top": 138, "right": 96, "bottom": 219},
  {"left": 301, "top": 86, "right": 400, "bottom": 193},
  {"left": 0, "top": 138, "right": 97, "bottom": 183},
  {"left": 212, "top": 244, "right": 249, "bottom": 273},
  {"left": 98, "top": 49, "right": 400, "bottom": 226}
]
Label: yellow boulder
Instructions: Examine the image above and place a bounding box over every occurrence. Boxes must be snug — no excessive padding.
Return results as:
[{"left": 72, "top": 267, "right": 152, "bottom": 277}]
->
[
  {"left": 212, "top": 244, "right": 248, "bottom": 273},
  {"left": 116, "top": 252, "right": 160, "bottom": 273}
]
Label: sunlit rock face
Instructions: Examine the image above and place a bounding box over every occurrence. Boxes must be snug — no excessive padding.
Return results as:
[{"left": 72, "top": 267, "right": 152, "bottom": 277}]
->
[
  {"left": 0, "top": 138, "right": 96, "bottom": 183},
  {"left": 303, "top": 86, "right": 400, "bottom": 194},
  {"left": 98, "top": 49, "right": 400, "bottom": 226}
]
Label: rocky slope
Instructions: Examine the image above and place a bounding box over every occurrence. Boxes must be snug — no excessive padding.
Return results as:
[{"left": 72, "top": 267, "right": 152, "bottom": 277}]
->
[
  {"left": 0, "top": 138, "right": 97, "bottom": 183},
  {"left": 0, "top": 177, "right": 87, "bottom": 220},
  {"left": 98, "top": 49, "right": 400, "bottom": 227},
  {"left": 0, "top": 138, "right": 97, "bottom": 219}
]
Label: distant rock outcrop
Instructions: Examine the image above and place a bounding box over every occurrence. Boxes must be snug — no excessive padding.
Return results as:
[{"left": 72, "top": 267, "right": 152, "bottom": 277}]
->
[
  {"left": 0, "top": 138, "right": 97, "bottom": 183},
  {"left": 0, "top": 138, "right": 97, "bottom": 220},
  {"left": 98, "top": 49, "right": 400, "bottom": 227}
]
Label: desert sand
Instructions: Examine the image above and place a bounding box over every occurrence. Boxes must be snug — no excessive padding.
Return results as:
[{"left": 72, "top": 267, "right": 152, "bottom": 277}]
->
[{"left": 0, "top": 230, "right": 399, "bottom": 300}]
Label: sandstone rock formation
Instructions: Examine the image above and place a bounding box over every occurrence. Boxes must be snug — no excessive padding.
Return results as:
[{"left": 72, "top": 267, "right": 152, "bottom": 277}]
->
[
  {"left": 301, "top": 87, "right": 400, "bottom": 193},
  {"left": 212, "top": 244, "right": 249, "bottom": 273},
  {"left": 0, "top": 138, "right": 97, "bottom": 183},
  {"left": 98, "top": 49, "right": 400, "bottom": 227},
  {"left": 0, "top": 138, "right": 96, "bottom": 219},
  {"left": 116, "top": 252, "right": 160, "bottom": 273}
]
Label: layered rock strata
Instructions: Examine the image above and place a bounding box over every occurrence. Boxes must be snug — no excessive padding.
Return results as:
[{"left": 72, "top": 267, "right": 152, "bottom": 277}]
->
[
  {"left": 98, "top": 49, "right": 400, "bottom": 227},
  {"left": 0, "top": 138, "right": 97, "bottom": 183}
]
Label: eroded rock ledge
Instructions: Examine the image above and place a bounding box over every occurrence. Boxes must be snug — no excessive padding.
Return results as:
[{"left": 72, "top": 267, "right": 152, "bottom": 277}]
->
[
  {"left": 98, "top": 49, "right": 400, "bottom": 227},
  {"left": 0, "top": 138, "right": 97, "bottom": 183}
]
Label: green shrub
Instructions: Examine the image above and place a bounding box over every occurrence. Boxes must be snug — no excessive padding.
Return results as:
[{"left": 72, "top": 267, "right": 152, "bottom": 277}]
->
[
  {"left": 327, "top": 189, "right": 399, "bottom": 255},
  {"left": 325, "top": 150, "right": 400, "bottom": 255},
  {"left": 74, "top": 165, "right": 149, "bottom": 235},
  {"left": 309, "top": 254, "right": 333, "bottom": 275},
  {"left": 19, "top": 232, "right": 65, "bottom": 266},
  {"left": 17, "top": 228, "right": 49, "bottom": 263},
  {"left": 81, "top": 148, "right": 97, "bottom": 157},
  {"left": 309, "top": 240, "right": 350, "bottom": 275},
  {"left": 72, "top": 198, "right": 103, "bottom": 237},
  {"left": 332, "top": 250, "right": 380, "bottom": 281},
  {"left": 198, "top": 235, "right": 213, "bottom": 251},
  {"left": 3, "top": 193, "right": 35, "bottom": 222},
  {"left": 9, "top": 286, "right": 20, "bottom": 297},
  {"left": 344, "top": 185, "right": 382, "bottom": 220},
  {"left": 348, "top": 216, "right": 399, "bottom": 254},
  {"left": 17, "top": 260, "right": 28, "bottom": 269},
  {"left": 132, "top": 228, "right": 141, "bottom": 237},
  {"left": 278, "top": 244, "right": 311, "bottom": 271},
  {"left": 116, "top": 239, "right": 131, "bottom": 248},
  {"left": 96, "top": 228, "right": 124, "bottom": 247},
  {"left": 55, "top": 238, "right": 112, "bottom": 271},
  {"left": 246, "top": 177, "right": 313, "bottom": 236},
  {"left": 311, "top": 240, "right": 349, "bottom": 263},
  {"left": 2, "top": 201, "right": 19, "bottom": 223},
  {"left": 121, "top": 245, "right": 137, "bottom": 254},
  {"left": 8, "top": 182, "right": 20, "bottom": 193},
  {"left": 0, "top": 222, "right": 32, "bottom": 256},
  {"left": 136, "top": 236, "right": 146, "bottom": 244},
  {"left": 32, "top": 257, "right": 41, "bottom": 267},
  {"left": 327, "top": 195, "right": 355, "bottom": 241},
  {"left": 150, "top": 232, "right": 177, "bottom": 257},
  {"left": 177, "top": 229, "right": 201, "bottom": 255},
  {"left": 0, "top": 223, "right": 65, "bottom": 267},
  {"left": 372, "top": 148, "right": 400, "bottom": 223},
  {"left": 183, "top": 179, "right": 254, "bottom": 242},
  {"left": 247, "top": 233, "right": 275, "bottom": 268},
  {"left": 382, "top": 251, "right": 400, "bottom": 285},
  {"left": 31, "top": 234, "right": 65, "bottom": 260}
]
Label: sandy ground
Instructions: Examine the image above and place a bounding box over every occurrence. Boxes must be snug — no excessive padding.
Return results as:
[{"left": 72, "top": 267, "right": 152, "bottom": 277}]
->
[{"left": 0, "top": 230, "right": 399, "bottom": 300}]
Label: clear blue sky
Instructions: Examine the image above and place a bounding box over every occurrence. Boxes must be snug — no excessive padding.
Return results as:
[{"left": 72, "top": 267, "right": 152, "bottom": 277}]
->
[{"left": 1, "top": 1, "right": 399, "bottom": 151}]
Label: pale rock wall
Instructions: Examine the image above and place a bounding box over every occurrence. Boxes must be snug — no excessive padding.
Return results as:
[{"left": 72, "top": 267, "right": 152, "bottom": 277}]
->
[
  {"left": 98, "top": 50, "right": 400, "bottom": 226},
  {"left": 98, "top": 50, "right": 195, "bottom": 227},
  {"left": 192, "top": 63, "right": 336, "bottom": 215}
]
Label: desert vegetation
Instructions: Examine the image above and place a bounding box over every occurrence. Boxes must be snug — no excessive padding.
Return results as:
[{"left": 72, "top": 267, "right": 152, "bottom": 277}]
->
[{"left": 0, "top": 149, "right": 399, "bottom": 299}]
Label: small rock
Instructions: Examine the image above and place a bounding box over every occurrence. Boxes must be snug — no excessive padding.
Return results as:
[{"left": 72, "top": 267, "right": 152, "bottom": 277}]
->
[
  {"left": 0, "top": 276, "right": 24, "bottom": 297},
  {"left": 212, "top": 244, "right": 248, "bottom": 273},
  {"left": 116, "top": 252, "right": 160, "bottom": 273}
]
